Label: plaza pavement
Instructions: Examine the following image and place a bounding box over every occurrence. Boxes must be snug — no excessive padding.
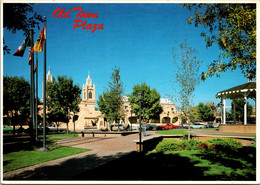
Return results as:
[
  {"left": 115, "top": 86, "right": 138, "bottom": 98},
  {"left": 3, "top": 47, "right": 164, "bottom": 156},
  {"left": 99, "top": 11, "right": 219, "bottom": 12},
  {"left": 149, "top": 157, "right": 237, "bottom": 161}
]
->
[{"left": 3, "top": 131, "right": 156, "bottom": 180}]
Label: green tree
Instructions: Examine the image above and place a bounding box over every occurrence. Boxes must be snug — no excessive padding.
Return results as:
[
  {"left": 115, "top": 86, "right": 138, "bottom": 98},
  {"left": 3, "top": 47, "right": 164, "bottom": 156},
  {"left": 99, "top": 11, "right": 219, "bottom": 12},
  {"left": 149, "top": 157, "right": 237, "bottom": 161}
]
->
[
  {"left": 128, "top": 83, "right": 163, "bottom": 122},
  {"left": 3, "top": 76, "right": 30, "bottom": 135},
  {"left": 189, "top": 106, "right": 200, "bottom": 123},
  {"left": 197, "top": 102, "right": 214, "bottom": 122},
  {"left": 230, "top": 99, "right": 253, "bottom": 123},
  {"left": 46, "top": 76, "right": 81, "bottom": 134},
  {"left": 182, "top": 4, "right": 256, "bottom": 80},
  {"left": 172, "top": 38, "right": 201, "bottom": 124},
  {"left": 97, "top": 66, "right": 124, "bottom": 126},
  {"left": 3, "top": 3, "right": 44, "bottom": 54},
  {"left": 47, "top": 106, "right": 67, "bottom": 133}
]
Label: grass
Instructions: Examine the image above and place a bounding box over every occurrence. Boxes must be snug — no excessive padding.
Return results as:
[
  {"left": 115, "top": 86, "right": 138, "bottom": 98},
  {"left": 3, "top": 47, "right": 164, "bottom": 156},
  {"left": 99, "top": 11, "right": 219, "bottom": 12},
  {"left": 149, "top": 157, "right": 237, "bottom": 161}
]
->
[
  {"left": 155, "top": 129, "right": 188, "bottom": 135},
  {"left": 73, "top": 146, "right": 256, "bottom": 180},
  {"left": 3, "top": 138, "right": 90, "bottom": 172},
  {"left": 47, "top": 133, "right": 77, "bottom": 137},
  {"left": 161, "top": 148, "right": 256, "bottom": 180}
]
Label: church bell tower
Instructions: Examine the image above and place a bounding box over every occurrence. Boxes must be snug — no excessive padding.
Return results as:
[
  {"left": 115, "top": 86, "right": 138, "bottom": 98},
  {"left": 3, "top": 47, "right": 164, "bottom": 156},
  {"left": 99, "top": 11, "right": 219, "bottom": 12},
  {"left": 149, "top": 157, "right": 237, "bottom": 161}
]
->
[{"left": 82, "top": 73, "right": 95, "bottom": 113}]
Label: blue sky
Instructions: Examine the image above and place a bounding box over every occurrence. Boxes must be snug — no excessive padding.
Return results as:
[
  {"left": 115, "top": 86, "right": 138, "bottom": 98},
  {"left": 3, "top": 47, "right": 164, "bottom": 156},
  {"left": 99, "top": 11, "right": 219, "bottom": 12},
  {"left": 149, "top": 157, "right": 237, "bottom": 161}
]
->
[{"left": 3, "top": 3, "right": 255, "bottom": 108}]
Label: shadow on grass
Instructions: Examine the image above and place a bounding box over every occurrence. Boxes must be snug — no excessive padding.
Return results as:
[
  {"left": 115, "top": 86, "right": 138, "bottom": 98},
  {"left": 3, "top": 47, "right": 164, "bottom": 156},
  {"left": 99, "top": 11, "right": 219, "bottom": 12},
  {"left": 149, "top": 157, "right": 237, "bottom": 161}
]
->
[
  {"left": 72, "top": 152, "right": 208, "bottom": 181},
  {"left": 3, "top": 135, "right": 56, "bottom": 154},
  {"left": 195, "top": 146, "right": 256, "bottom": 180},
  {"left": 4, "top": 152, "right": 132, "bottom": 180}
]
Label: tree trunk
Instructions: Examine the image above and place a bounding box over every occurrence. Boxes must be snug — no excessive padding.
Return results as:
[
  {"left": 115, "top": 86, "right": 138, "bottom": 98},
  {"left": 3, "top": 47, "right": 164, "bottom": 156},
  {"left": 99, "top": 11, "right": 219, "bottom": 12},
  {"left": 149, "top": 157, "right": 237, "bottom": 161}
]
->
[
  {"left": 12, "top": 112, "right": 15, "bottom": 136},
  {"left": 66, "top": 122, "right": 69, "bottom": 134},
  {"left": 56, "top": 122, "right": 59, "bottom": 133}
]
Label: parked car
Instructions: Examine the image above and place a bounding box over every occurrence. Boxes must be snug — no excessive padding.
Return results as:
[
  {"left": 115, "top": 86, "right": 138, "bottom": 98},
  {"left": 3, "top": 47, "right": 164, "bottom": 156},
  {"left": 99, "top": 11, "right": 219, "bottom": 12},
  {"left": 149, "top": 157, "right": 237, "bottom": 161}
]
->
[
  {"left": 190, "top": 123, "right": 205, "bottom": 129},
  {"left": 181, "top": 124, "right": 189, "bottom": 129},
  {"left": 3, "top": 125, "right": 13, "bottom": 133},
  {"left": 204, "top": 122, "right": 214, "bottom": 128},
  {"left": 156, "top": 123, "right": 179, "bottom": 130},
  {"left": 145, "top": 124, "right": 157, "bottom": 130}
]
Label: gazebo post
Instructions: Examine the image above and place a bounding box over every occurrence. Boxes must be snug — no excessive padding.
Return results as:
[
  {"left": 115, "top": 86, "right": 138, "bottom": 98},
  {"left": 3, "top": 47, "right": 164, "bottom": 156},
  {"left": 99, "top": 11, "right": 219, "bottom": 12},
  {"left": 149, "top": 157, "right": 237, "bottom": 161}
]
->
[
  {"left": 244, "top": 95, "right": 247, "bottom": 125},
  {"left": 223, "top": 98, "right": 226, "bottom": 124}
]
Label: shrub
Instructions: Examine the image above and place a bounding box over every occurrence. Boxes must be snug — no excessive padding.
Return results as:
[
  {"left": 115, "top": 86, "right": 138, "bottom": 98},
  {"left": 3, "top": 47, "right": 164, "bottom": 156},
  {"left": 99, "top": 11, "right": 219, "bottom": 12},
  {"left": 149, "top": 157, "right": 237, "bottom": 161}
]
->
[
  {"left": 155, "top": 139, "right": 183, "bottom": 152},
  {"left": 181, "top": 139, "right": 202, "bottom": 150},
  {"left": 206, "top": 138, "right": 242, "bottom": 151},
  {"left": 156, "top": 139, "right": 203, "bottom": 152}
]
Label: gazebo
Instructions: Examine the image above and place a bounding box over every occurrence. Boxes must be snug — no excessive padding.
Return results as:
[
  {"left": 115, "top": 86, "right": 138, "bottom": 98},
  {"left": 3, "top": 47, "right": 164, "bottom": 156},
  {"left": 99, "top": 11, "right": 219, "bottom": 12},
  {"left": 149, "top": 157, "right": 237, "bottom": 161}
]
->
[{"left": 216, "top": 81, "right": 256, "bottom": 125}]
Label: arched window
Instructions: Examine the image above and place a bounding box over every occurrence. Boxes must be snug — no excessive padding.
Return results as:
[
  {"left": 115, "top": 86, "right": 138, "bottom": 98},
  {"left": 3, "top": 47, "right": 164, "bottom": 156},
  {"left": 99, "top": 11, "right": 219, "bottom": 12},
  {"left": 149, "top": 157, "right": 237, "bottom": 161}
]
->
[{"left": 88, "top": 91, "right": 92, "bottom": 99}]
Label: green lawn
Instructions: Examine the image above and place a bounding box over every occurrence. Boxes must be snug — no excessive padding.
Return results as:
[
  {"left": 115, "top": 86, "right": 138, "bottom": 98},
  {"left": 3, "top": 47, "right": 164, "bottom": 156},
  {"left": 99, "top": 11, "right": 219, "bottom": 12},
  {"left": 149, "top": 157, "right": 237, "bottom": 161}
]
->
[
  {"left": 73, "top": 146, "right": 256, "bottom": 180},
  {"left": 3, "top": 138, "right": 90, "bottom": 172},
  {"left": 158, "top": 148, "right": 256, "bottom": 180},
  {"left": 155, "top": 129, "right": 188, "bottom": 135},
  {"left": 47, "top": 133, "right": 77, "bottom": 137}
]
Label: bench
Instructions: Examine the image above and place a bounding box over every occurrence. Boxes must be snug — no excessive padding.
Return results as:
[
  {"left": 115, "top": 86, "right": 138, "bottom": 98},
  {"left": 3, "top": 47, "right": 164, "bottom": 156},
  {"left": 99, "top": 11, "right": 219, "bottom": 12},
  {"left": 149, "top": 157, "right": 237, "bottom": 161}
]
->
[{"left": 133, "top": 135, "right": 163, "bottom": 152}]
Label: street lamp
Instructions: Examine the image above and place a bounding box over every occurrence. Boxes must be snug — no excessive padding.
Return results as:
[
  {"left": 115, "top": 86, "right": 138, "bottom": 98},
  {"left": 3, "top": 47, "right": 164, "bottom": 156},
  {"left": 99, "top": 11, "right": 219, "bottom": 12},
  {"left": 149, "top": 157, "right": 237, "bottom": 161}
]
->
[
  {"left": 73, "top": 110, "right": 75, "bottom": 137},
  {"left": 138, "top": 92, "right": 143, "bottom": 152}
]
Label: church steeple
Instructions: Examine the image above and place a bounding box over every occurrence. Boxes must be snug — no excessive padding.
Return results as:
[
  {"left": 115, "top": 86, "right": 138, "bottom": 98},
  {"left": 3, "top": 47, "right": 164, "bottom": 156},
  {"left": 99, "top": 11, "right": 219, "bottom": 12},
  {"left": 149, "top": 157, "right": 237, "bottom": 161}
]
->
[
  {"left": 46, "top": 66, "right": 53, "bottom": 83},
  {"left": 82, "top": 72, "right": 95, "bottom": 102},
  {"left": 86, "top": 72, "right": 92, "bottom": 86}
]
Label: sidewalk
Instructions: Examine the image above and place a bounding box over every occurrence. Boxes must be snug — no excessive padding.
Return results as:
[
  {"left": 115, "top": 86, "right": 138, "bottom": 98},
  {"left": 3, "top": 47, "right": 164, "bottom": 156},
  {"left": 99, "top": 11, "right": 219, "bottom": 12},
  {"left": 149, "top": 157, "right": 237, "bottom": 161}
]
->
[{"left": 3, "top": 132, "right": 156, "bottom": 180}]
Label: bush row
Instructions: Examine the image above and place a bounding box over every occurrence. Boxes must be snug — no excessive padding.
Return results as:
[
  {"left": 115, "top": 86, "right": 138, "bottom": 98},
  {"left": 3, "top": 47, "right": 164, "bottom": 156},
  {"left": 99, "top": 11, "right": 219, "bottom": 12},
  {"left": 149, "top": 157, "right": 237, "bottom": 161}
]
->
[{"left": 155, "top": 138, "right": 243, "bottom": 152}]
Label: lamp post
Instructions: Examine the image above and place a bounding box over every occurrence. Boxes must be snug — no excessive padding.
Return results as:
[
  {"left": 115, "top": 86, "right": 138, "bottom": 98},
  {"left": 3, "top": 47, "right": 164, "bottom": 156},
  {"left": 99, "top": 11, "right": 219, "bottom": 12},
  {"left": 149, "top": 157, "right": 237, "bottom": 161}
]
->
[
  {"left": 73, "top": 110, "right": 75, "bottom": 137},
  {"left": 138, "top": 92, "right": 142, "bottom": 152}
]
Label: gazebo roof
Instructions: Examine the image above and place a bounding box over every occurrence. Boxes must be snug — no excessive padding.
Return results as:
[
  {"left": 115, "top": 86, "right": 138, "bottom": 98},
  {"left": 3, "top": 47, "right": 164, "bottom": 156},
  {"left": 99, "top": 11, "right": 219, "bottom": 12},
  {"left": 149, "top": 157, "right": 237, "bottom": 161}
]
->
[{"left": 216, "top": 82, "right": 256, "bottom": 99}]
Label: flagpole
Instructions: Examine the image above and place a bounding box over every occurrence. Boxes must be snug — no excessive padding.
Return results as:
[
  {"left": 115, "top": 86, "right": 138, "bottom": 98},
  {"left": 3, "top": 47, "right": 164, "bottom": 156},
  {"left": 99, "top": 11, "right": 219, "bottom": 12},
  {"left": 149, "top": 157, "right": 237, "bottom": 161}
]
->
[
  {"left": 35, "top": 53, "right": 39, "bottom": 141},
  {"left": 30, "top": 29, "right": 36, "bottom": 144},
  {"left": 40, "top": 16, "right": 49, "bottom": 151}
]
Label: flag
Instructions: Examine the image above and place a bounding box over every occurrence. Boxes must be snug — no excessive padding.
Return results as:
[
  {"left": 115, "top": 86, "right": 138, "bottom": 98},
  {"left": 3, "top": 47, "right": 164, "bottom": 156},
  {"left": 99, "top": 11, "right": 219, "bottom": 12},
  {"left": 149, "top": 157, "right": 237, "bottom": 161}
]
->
[
  {"left": 13, "top": 36, "right": 30, "bottom": 56},
  {"left": 34, "top": 64, "right": 38, "bottom": 73},
  {"left": 33, "top": 25, "right": 46, "bottom": 52},
  {"left": 28, "top": 47, "right": 32, "bottom": 65}
]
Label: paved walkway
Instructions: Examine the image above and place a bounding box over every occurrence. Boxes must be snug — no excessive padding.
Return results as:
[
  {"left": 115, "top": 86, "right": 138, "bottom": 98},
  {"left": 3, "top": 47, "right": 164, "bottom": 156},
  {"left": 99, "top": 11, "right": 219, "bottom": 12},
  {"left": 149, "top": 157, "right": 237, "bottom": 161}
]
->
[{"left": 3, "top": 132, "right": 156, "bottom": 180}]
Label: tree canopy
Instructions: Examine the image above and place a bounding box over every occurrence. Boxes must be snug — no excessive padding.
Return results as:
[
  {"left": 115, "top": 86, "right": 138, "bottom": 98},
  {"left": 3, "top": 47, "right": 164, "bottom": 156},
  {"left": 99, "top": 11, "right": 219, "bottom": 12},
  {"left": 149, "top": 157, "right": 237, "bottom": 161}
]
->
[
  {"left": 197, "top": 102, "right": 215, "bottom": 122},
  {"left": 3, "top": 76, "right": 31, "bottom": 135},
  {"left": 182, "top": 3, "right": 256, "bottom": 80},
  {"left": 97, "top": 66, "right": 124, "bottom": 123},
  {"left": 3, "top": 3, "right": 44, "bottom": 54},
  {"left": 128, "top": 82, "right": 162, "bottom": 122},
  {"left": 46, "top": 76, "right": 81, "bottom": 133}
]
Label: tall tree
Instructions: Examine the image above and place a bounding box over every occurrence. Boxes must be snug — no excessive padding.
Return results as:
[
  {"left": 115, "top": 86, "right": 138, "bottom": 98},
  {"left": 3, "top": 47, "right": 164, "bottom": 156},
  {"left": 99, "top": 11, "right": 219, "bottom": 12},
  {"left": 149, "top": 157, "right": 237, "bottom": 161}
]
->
[
  {"left": 182, "top": 4, "right": 256, "bottom": 80},
  {"left": 97, "top": 66, "right": 124, "bottom": 125},
  {"left": 46, "top": 76, "right": 81, "bottom": 134},
  {"left": 3, "top": 3, "right": 44, "bottom": 54},
  {"left": 128, "top": 82, "right": 163, "bottom": 122},
  {"left": 3, "top": 76, "right": 30, "bottom": 135},
  {"left": 172, "top": 38, "right": 201, "bottom": 124}
]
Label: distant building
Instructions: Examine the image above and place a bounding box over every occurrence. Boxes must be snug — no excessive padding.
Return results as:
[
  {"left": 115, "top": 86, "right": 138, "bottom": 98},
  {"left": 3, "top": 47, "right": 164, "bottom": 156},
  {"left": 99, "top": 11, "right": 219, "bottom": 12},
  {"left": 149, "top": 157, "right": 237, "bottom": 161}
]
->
[
  {"left": 43, "top": 72, "right": 181, "bottom": 130},
  {"left": 122, "top": 96, "right": 181, "bottom": 125}
]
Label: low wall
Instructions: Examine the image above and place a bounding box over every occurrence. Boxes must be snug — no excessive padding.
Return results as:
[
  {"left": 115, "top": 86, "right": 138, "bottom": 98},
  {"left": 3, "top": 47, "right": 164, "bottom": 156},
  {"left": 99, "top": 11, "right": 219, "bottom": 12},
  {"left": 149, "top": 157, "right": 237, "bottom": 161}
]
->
[{"left": 219, "top": 124, "right": 256, "bottom": 134}]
